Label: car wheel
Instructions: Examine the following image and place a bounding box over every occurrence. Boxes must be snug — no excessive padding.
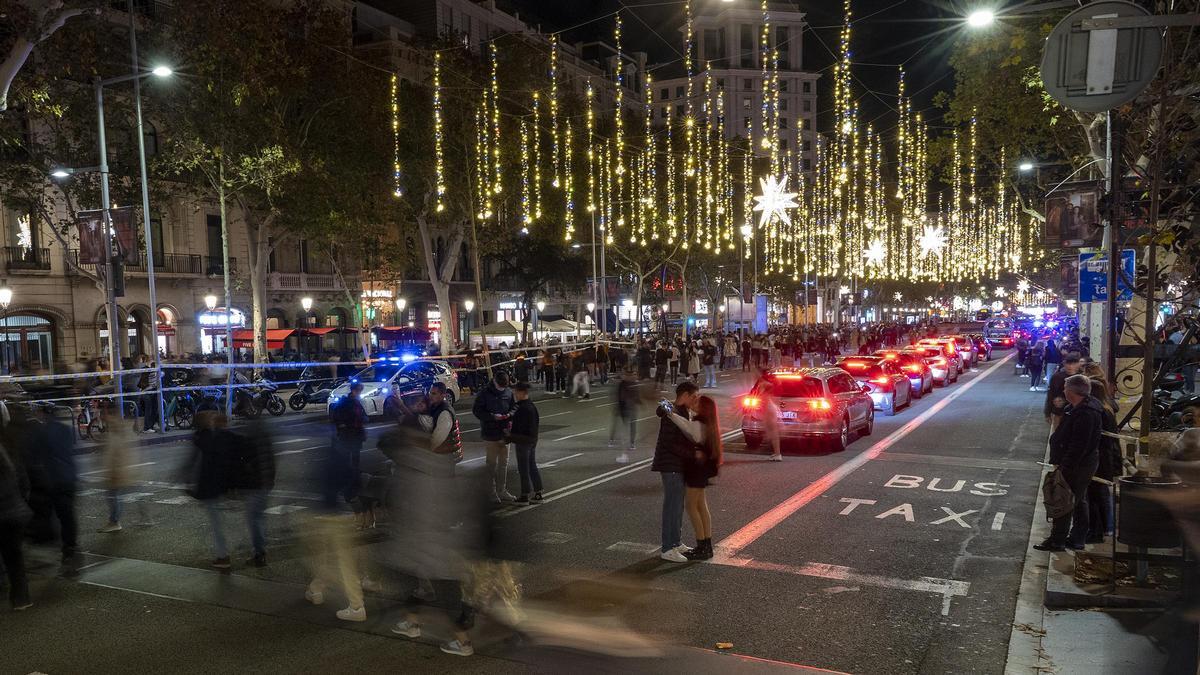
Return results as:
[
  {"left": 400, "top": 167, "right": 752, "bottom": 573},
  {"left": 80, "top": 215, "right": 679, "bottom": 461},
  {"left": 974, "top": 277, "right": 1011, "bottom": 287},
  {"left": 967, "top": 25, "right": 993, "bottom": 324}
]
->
[
  {"left": 831, "top": 418, "right": 850, "bottom": 452},
  {"left": 743, "top": 432, "right": 762, "bottom": 450},
  {"left": 446, "top": 389, "right": 457, "bottom": 405},
  {"left": 861, "top": 409, "right": 874, "bottom": 436},
  {"left": 884, "top": 393, "right": 896, "bottom": 416}
]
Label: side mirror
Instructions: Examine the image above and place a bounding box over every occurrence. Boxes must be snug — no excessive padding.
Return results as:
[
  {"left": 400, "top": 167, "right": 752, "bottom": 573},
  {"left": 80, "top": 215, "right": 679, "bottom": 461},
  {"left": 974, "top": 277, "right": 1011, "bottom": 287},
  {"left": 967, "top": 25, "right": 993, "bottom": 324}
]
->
[{"left": 860, "top": 384, "right": 872, "bottom": 393}]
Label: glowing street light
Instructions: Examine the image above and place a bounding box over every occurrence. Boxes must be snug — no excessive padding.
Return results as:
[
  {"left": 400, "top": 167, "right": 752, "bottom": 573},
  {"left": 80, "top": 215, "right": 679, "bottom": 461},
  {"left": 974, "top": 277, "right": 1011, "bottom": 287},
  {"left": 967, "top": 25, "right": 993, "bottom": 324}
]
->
[
  {"left": 536, "top": 300, "right": 546, "bottom": 312},
  {"left": 463, "top": 299, "right": 475, "bottom": 313},
  {"left": 1018, "top": 161, "right": 1034, "bottom": 172},
  {"left": 395, "top": 297, "right": 406, "bottom": 312},
  {"left": 586, "top": 302, "right": 595, "bottom": 312},
  {"left": 151, "top": 65, "right": 174, "bottom": 77},
  {"left": 204, "top": 293, "right": 218, "bottom": 310},
  {"left": 300, "top": 296, "right": 313, "bottom": 312},
  {"left": 966, "top": 9, "right": 995, "bottom": 27}
]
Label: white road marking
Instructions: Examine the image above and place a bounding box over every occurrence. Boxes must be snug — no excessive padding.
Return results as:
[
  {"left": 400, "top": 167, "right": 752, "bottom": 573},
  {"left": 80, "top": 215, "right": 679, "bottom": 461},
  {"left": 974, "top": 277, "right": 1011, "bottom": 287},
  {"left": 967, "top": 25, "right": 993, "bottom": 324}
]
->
[
  {"left": 711, "top": 557, "right": 969, "bottom": 616},
  {"left": 715, "top": 353, "right": 1012, "bottom": 559},
  {"left": 118, "top": 492, "right": 156, "bottom": 503},
  {"left": 81, "top": 461, "right": 157, "bottom": 476},
  {"left": 930, "top": 507, "right": 978, "bottom": 528},
  {"left": 80, "top": 581, "right": 193, "bottom": 603},
  {"left": 264, "top": 504, "right": 307, "bottom": 515},
  {"left": 991, "top": 512, "right": 1006, "bottom": 531},
  {"left": 530, "top": 531, "right": 574, "bottom": 544},
  {"left": 538, "top": 452, "right": 583, "bottom": 468},
  {"left": 275, "top": 449, "right": 305, "bottom": 456},
  {"left": 497, "top": 458, "right": 653, "bottom": 518},
  {"left": 154, "top": 496, "right": 193, "bottom": 505},
  {"left": 606, "top": 541, "right": 660, "bottom": 554},
  {"left": 460, "top": 455, "right": 486, "bottom": 466},
  {"left": 277, "top": 438, "right": 309, "bottom": 445},
  {"left": 551, "top": 427, "right": 605, "bottom": 442}
]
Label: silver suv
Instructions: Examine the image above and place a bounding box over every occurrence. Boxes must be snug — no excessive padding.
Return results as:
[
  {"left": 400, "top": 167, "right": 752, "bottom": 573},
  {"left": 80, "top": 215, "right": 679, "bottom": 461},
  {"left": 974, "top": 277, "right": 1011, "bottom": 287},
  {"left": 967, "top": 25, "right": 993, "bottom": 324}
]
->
[{"left": 741, "top": 367, "right": 874, "bottom": 453}]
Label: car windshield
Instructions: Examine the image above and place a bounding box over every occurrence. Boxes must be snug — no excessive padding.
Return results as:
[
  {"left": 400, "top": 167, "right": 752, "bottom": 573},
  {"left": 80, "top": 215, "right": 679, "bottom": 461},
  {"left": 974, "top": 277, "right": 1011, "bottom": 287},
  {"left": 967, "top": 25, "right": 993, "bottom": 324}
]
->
[
  {"left": 764, "top": 374, "right": 824, "bottom": 398},
  {"left": 843, "top": 364, "right": 884, "bottom": 380},
  {"left": 353, "top": 364, "right": 402, "bottom": 383}
]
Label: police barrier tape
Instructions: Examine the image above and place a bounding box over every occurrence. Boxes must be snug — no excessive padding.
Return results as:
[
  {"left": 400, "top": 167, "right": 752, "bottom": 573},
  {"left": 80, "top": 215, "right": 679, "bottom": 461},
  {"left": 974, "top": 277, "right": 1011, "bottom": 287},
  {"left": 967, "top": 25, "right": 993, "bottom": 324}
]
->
[{"left": 2, "top": 339, "right": 642, "bottom": 405}]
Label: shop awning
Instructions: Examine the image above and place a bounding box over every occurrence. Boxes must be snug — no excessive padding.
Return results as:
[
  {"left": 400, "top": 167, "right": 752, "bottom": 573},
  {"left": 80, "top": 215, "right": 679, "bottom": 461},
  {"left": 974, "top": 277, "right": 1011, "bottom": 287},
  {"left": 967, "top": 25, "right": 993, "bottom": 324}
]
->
[
  {"left": 305, "top": 326, "right": 359, "bottom": 336},
  {"left": 232, "top": 328, "right": 295, "bottom": 349},
  {"left": 372, "top": 326, "right": 431, "bottom": 342}
]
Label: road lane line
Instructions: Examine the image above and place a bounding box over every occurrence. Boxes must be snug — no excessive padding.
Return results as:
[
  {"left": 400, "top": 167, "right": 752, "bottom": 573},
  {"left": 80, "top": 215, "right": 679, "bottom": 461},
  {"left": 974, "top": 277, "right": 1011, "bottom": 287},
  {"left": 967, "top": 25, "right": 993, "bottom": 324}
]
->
[
  {"left": 715, "top": 353, "right": 1012, "bottom": 560},
  {"left": 277, "top": 438, "right": 309, "bottom": 445},
  {"left": 496, "top": 458, "right": 654, "bottom": 518},
  {"left": 80, "top": 581, "right": 193, "bottom": 603},
  {"left": 275, "top": 449, "right": 305, "bottom": 456},
  {"left": 551, "top": 427, "right": 606, "bottom": 442},
  {"left": 991, "top": 512, "right": 1006, "bottom": 531},
  {"left": 538, "top": 452, "right": 583, "bottom": 468},
  {"left": 80, "top": 461, "right": 156, "bottom": 476}
]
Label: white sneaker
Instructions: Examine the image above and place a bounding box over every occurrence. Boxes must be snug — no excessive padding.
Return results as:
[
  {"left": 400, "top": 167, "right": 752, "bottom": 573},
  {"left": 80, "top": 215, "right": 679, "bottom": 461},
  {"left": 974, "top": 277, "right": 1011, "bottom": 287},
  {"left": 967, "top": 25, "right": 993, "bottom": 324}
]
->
[
  {"left": 660, "top": 549, "right": 689, "bottom": 563},
  {"left": 97, "top": 522, "right": 122, "bottom": 534},
  {"left": 498, "top": 491, "right": 518, "bottom": 502},
  {"left": 615, "top": 452, "right": 630, "bottom": 464},
  {"left": 1029, "top": 386, "right": 1037, "bottom": 391},
  {"left": 304, "top": 589, "right": 324, "bottom": 605},
  {"left": 391, "top": 620, "right": 421, "bottom": 638},
  {"left": 674, "top": 544, "right": 694, "bottom": 554},
  {"left": 336, "top": 606, "right": 366, "bottom": 622},
  {"left": 440, "top": 639, "right": 474, "bottom": 657}
]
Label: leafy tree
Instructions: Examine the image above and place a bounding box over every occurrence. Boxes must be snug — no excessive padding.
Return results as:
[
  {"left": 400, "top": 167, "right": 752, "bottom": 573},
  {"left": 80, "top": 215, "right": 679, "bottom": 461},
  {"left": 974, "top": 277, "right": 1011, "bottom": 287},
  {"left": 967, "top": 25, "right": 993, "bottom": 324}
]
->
[{"left": 0, "top": 0, "right": 99, "bottom": 112}]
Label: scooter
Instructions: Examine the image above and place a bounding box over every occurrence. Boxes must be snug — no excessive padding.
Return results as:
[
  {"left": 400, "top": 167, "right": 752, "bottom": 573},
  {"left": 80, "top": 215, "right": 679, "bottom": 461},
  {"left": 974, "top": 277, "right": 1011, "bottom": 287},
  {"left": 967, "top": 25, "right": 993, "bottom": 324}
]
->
[{"left": 288, "top": 367, "right": 344, "bottom": 411}]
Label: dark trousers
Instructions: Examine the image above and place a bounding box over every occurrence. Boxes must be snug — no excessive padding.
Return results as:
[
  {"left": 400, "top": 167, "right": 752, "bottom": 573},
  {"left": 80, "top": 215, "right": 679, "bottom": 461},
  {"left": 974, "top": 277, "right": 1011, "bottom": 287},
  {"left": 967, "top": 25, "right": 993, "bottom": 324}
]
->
[
  {"left": 514, "top": 443, "right": 543, "bottom": 496},
  {"left": 0, "top": 521, "right": 30, "bottom": 607},
  {"left": 49, "top": 488, "right": 78, "bottom": 557},
  {"left": 1087, "top": 482, "right": 1112, "bottom": 539},
  {"left": 719, "top": 354, "right": 727, "bottom": 370},
  {"left": 1050, "top": 464, "right": 1097, "bottom": 548},
  {"left": 655, "top": 364, "right": 667, "bottom": 386},
  {"left": 404, "top": 576, "right": 475, "bottom": 630},
  {"left": 742, "top": 352, "right": 751, "bottom": 371},
  {"left": 543, "top": 366, "right": 555, "bottom": 392}
]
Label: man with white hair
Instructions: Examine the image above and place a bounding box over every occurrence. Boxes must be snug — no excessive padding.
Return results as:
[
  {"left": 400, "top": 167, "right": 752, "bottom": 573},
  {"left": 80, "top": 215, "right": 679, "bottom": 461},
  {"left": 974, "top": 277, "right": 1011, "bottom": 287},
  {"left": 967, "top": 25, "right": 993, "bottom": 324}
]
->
[{"left": 1035, "top": 373, "right": 1103, "bottom": 552}]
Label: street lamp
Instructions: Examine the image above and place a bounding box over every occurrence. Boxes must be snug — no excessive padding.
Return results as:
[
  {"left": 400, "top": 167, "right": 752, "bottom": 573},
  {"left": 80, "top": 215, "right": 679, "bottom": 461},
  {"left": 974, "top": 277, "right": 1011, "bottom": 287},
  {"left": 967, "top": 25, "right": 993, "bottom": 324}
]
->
[
  {"left": 0, "top": 285, "right": 11, "bottom": 374},
  {"left": 463, "top": 299, "right": 475, "bottom": 313},
  {"left": 301, "top": 296, "right": 313, "bottom": 312},
  {"left": 966, "top": 9, "right": 995, "bottom": 27},
  {"left": 151, "top": 65, "right": 173, "bottom": 77},
  {"left": 204, "top": 293, "right": 218, "bottom": 311},
  {"left": 1018, "top": 161, "right": 1035, "bottom": 172}
]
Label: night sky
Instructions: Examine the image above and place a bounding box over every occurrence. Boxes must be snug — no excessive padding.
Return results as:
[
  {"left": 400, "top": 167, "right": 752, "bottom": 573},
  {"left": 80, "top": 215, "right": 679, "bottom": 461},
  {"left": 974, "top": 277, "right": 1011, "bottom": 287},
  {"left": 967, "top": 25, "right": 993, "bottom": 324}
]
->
[{"left": 504, "top": 0, "right": 981, "bottom": 135}]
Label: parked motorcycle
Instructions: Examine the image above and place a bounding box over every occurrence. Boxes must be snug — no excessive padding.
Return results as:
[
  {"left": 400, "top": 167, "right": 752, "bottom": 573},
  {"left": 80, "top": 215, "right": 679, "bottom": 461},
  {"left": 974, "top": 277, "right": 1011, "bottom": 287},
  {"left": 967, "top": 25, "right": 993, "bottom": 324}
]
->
[{"left": 288, "top": 367, "right": 344, "bottom": 411}]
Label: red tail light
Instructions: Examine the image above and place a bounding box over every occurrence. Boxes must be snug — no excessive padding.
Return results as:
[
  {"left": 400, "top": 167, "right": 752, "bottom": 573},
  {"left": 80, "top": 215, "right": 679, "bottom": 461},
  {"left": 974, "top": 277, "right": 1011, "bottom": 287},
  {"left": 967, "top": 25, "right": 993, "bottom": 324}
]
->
[
  {"left": 881, "top": 353, "right": 898, "bottom": 360},
  {"left": 742, "top": 396, "right": 762, "bottom": 410},
  {"left": 808, "top": 398, "right": 832, "bottom": 411},
  {"left": 903, "top": 365, "right": 921, "bottom": 373},
  {"left": 870, "top": 376, "right": 890, "bottom": 384}
]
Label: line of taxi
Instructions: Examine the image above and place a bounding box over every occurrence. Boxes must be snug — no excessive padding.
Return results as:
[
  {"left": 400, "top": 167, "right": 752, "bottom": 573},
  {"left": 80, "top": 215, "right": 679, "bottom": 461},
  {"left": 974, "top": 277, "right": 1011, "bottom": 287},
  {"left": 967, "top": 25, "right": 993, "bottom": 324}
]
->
[{"left": 739, "top": 334, "right": 990, "bottom": 453}]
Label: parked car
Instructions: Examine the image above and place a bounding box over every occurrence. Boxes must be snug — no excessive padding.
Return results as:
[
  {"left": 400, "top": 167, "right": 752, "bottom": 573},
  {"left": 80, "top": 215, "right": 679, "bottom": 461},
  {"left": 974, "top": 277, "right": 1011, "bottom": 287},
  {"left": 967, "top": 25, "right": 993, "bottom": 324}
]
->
[
  {"left": 943, "top": 335, "right": 978, "bottom": 368},
  {"left": 904, "top": 347, "right": 957, "bottom": 386},
  {"left": 328, "top": 358, "right": 461, "bottom": 417},
  {"left": 874, "top": 349, "right": 934, "bottom": 398},
  {"left": 917, "top": 338, "right": 965, "bottom": 375},
  {"left": 741, "top": 367, "right": 874, "bottom": 453},
  {"left": 966, "top": 334, "right": 992, "bottom": 362},
  {"left": 836, "top": 356, "right": 913, "bottom": 416}
]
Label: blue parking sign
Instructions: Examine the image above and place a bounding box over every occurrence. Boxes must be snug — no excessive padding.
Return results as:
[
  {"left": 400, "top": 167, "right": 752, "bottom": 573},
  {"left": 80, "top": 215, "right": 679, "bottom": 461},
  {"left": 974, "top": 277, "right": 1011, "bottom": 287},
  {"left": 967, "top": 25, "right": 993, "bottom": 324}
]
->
[{"left": 1078, "top": 250, "right": 1135, "bottom": 303}]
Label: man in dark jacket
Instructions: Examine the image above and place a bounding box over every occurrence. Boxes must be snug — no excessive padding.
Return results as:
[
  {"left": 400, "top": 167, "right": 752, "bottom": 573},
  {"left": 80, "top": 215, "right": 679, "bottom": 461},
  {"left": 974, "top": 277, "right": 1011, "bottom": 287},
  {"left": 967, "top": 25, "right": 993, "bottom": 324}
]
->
[
  {"left": 472, "top": 372, "right": 516, "bottom": 502},
  {"left": 1043, "top": 355, "right": 1082, "bottom": 428},
  {"left": 1036, "top": 374, "right": 1103, "bottom": 552},
  {"left": 652, "top": 381, "right": 700, "bottom": 562},
  {"left": 506, "top": 383, "right": 542, "bottom": 504},
  {"left": 329, "top": 383, "right": 368, "bottom": 504},
  {"left": 40, "top": 407, "right": 78, "bottom": 567},
  {"left": 234, "top": 418, "right": 275, "bottom": 567}
]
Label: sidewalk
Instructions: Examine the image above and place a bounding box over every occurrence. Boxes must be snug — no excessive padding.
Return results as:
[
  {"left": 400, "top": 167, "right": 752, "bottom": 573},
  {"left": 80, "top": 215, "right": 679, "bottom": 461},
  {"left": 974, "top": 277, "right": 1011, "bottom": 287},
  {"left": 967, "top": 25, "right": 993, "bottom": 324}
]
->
[{"left": 1006, "top": 469, "right": 1197, "bottom": 674}]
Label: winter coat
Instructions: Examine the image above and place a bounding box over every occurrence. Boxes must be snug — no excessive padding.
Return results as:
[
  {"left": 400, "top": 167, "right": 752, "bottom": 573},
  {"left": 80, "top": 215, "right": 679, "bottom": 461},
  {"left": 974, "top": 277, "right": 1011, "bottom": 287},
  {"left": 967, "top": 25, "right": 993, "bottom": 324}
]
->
[
  {"left": 0, "top": 443, "right": 31, "bottom": 525},
  {"left": 190, "top": 428, "right": 235, "bottom": 501},
  {"left": 1049, "top": 396, "right": 1103, "bottom": 473},
  {"left": 472, "top": 383, "right": 515, "bottom": 441}
]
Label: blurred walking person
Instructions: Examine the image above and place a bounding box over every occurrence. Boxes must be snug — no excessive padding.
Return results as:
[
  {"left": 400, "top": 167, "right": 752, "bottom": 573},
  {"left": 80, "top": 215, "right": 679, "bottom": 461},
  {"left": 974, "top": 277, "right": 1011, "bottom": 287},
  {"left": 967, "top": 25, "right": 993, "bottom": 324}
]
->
[
  {"left": 610, "top": 368, "right": 641, "bottom": 463},
  {"left": 42, "top": 406, "right": 79, "bottom": 570},
  {"left": 233, "top": 417, "right": 275, "bottom": 567},
  {"left": 97, "top": 405, "right": 137, "bottom": 534},
  {"left": 0, "top": 440, "right": 32, "bottom": 610},
  {"left": 188, "top": 411, "right": 234, "bottom": 569}
]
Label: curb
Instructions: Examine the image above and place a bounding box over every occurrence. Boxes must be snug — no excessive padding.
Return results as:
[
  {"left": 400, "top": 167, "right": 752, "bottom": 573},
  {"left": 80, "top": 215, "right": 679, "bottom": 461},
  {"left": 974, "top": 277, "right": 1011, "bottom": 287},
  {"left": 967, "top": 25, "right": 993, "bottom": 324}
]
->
[{"left": 1004, "top": 429, "right": 1053, "bottom": 675}]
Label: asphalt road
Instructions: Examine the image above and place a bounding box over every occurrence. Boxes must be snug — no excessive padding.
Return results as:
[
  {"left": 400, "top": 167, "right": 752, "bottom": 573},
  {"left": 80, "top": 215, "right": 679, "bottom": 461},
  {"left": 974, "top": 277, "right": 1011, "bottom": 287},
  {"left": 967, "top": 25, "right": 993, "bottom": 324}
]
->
[{"left": 3, "top": 348, "right": 1049, "bottom": 674}]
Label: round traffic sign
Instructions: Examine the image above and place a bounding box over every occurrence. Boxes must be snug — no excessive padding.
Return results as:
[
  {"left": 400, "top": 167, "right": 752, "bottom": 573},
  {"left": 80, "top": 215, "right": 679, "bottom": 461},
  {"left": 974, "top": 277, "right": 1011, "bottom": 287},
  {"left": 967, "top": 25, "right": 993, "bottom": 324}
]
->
[{"left": 1040, "top": 0, "right": 1163, "bottom": 113}]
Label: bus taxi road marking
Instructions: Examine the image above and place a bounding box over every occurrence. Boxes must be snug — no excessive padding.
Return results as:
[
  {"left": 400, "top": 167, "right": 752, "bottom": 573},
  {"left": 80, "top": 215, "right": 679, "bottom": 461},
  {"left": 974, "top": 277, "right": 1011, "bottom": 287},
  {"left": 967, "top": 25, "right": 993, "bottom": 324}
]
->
[
  {"left": 709, "top": 556, "right": 970, "bottom": 616},
  {"left": 714, "top": 353, "right": 1012, "bottom": 560}
]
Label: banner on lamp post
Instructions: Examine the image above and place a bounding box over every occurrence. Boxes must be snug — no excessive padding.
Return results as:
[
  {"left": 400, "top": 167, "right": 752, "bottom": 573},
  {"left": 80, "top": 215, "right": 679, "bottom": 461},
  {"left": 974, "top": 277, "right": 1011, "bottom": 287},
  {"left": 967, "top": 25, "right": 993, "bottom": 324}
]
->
[{"left": 76, "top": 207, "right": 137, "bottom": 264}]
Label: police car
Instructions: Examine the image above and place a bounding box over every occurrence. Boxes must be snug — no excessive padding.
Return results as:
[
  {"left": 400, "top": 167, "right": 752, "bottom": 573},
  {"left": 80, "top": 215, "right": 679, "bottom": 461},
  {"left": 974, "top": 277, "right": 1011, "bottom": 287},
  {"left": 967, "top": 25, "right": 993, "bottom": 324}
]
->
[{"left": 328, "top": 357, "right": 461, "bottom": 417}]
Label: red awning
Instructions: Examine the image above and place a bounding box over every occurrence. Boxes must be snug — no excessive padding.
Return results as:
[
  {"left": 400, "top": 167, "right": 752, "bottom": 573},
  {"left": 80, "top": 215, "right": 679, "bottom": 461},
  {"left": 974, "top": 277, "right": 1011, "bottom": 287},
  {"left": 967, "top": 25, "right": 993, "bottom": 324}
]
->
[
  {"left": 232, "top": 328, "right": 295, "bottom": 349},
  {"left": 372, "top": 326, "right": 430, "bottom": 342},
  {"left": 304, "top": 326, "right": 359, "bottom": 336}
]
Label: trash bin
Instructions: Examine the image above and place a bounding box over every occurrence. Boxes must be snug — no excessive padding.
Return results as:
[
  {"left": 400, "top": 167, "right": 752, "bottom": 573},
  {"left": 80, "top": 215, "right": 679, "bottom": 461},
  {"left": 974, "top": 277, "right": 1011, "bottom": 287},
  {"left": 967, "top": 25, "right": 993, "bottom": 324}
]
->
[{"left": 1117, "top": 475, "right": 1182, "bottom": 549}]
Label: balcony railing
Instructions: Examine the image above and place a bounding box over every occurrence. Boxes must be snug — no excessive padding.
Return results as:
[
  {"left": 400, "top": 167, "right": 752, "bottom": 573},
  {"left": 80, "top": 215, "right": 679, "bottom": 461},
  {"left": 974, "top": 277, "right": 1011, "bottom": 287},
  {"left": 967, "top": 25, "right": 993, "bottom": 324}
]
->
[
  {"left": 268, "top": 272, "right": 346, "bottom": 291},
  {"left": 4, "top": 247, "right": 52, "bottom": 272},
  {"left": 205, "top": 256, "right": 238, "bottom": 276},
  {"left": 127, "top": 252, "right": 203, "bottom": 275}
]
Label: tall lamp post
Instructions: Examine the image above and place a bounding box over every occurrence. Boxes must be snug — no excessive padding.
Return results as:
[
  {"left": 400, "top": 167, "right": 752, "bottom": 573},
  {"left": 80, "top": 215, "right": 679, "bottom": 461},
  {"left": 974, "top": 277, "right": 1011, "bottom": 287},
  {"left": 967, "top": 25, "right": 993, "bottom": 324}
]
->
[
  {"left": 301, "top": 296, "right": 314, "bottom": 357},
  {"left": 462, "top": 299, "right": 475, "bottom": 345},
  {"left": 0, "top": 285, "right": 11, "bottom": 375},
  {"left": 395, "top": 297, "right": 407, "bottom": 324},
  {"left": 534, "top": 300, "right": 546, "bottom": 345}
]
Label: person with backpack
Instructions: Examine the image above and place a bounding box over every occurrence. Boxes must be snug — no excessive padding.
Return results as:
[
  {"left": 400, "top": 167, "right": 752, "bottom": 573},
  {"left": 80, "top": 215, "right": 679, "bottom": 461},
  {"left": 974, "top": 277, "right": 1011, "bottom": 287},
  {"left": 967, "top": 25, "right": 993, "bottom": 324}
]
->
[
  {"left": 329, "top": 382, "right": 368, "bottom": 504},
  {"left": 472, "top": 372, "right": 516, "bottom": 503},
  {"left": 1035, "top": 375, "right": 1103, "bottom": 552}
]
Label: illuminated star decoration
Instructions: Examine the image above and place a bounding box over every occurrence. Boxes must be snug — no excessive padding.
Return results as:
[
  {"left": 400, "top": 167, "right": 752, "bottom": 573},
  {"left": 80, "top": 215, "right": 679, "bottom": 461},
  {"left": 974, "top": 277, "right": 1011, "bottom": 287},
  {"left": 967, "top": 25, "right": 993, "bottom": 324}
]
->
[
  {"left": 995, "top": 286, "right": 1006, "bottom": 297},
  {"left": 863, "top": 238, "right": 886, "bottom": 267},
  {"left": 1016, "top": 279, "right": 1030, "bottom": 293},
  {"left": 917, "top": 224, "right": 948, "bottom": 259},
  {"left": 893, "top": 291, "right": 903, "bottom": 302},
  {"left": 752, "top": 174, "right": 798, "bottom": 228}
]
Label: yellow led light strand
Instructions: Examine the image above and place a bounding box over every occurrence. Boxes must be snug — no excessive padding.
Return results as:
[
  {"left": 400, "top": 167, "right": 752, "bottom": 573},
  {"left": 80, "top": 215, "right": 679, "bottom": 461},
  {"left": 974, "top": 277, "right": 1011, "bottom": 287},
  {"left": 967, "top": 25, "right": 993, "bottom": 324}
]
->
[
  {"left": 550, "top": 34, "right": 561, "bottom": 190},
  {"left": 519, "top": 118, "right": 531, "bottom": 231},
  {"left": 585, "top": 81, "right": 596, "bottom": 215},
  {"left": 490, "top": 44, "right": 502, "bottom": 197},
  {"left": 390, "top": 73, "right": 402, "bottom": 198},
  {"left": 532, "top": 90, "right": 542, "bottom": 221},
  {"left": 613, "top": 12, "right": 626, "bottom": 238},
  {"left": 564, "top": 117, "right": 575, "bottom": 241},
  {"left": 433, "top": 51, "right": 445, "bottom": 213},
  {"left": 643, "top": 72, "right": 656, "bottom": 243}
]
